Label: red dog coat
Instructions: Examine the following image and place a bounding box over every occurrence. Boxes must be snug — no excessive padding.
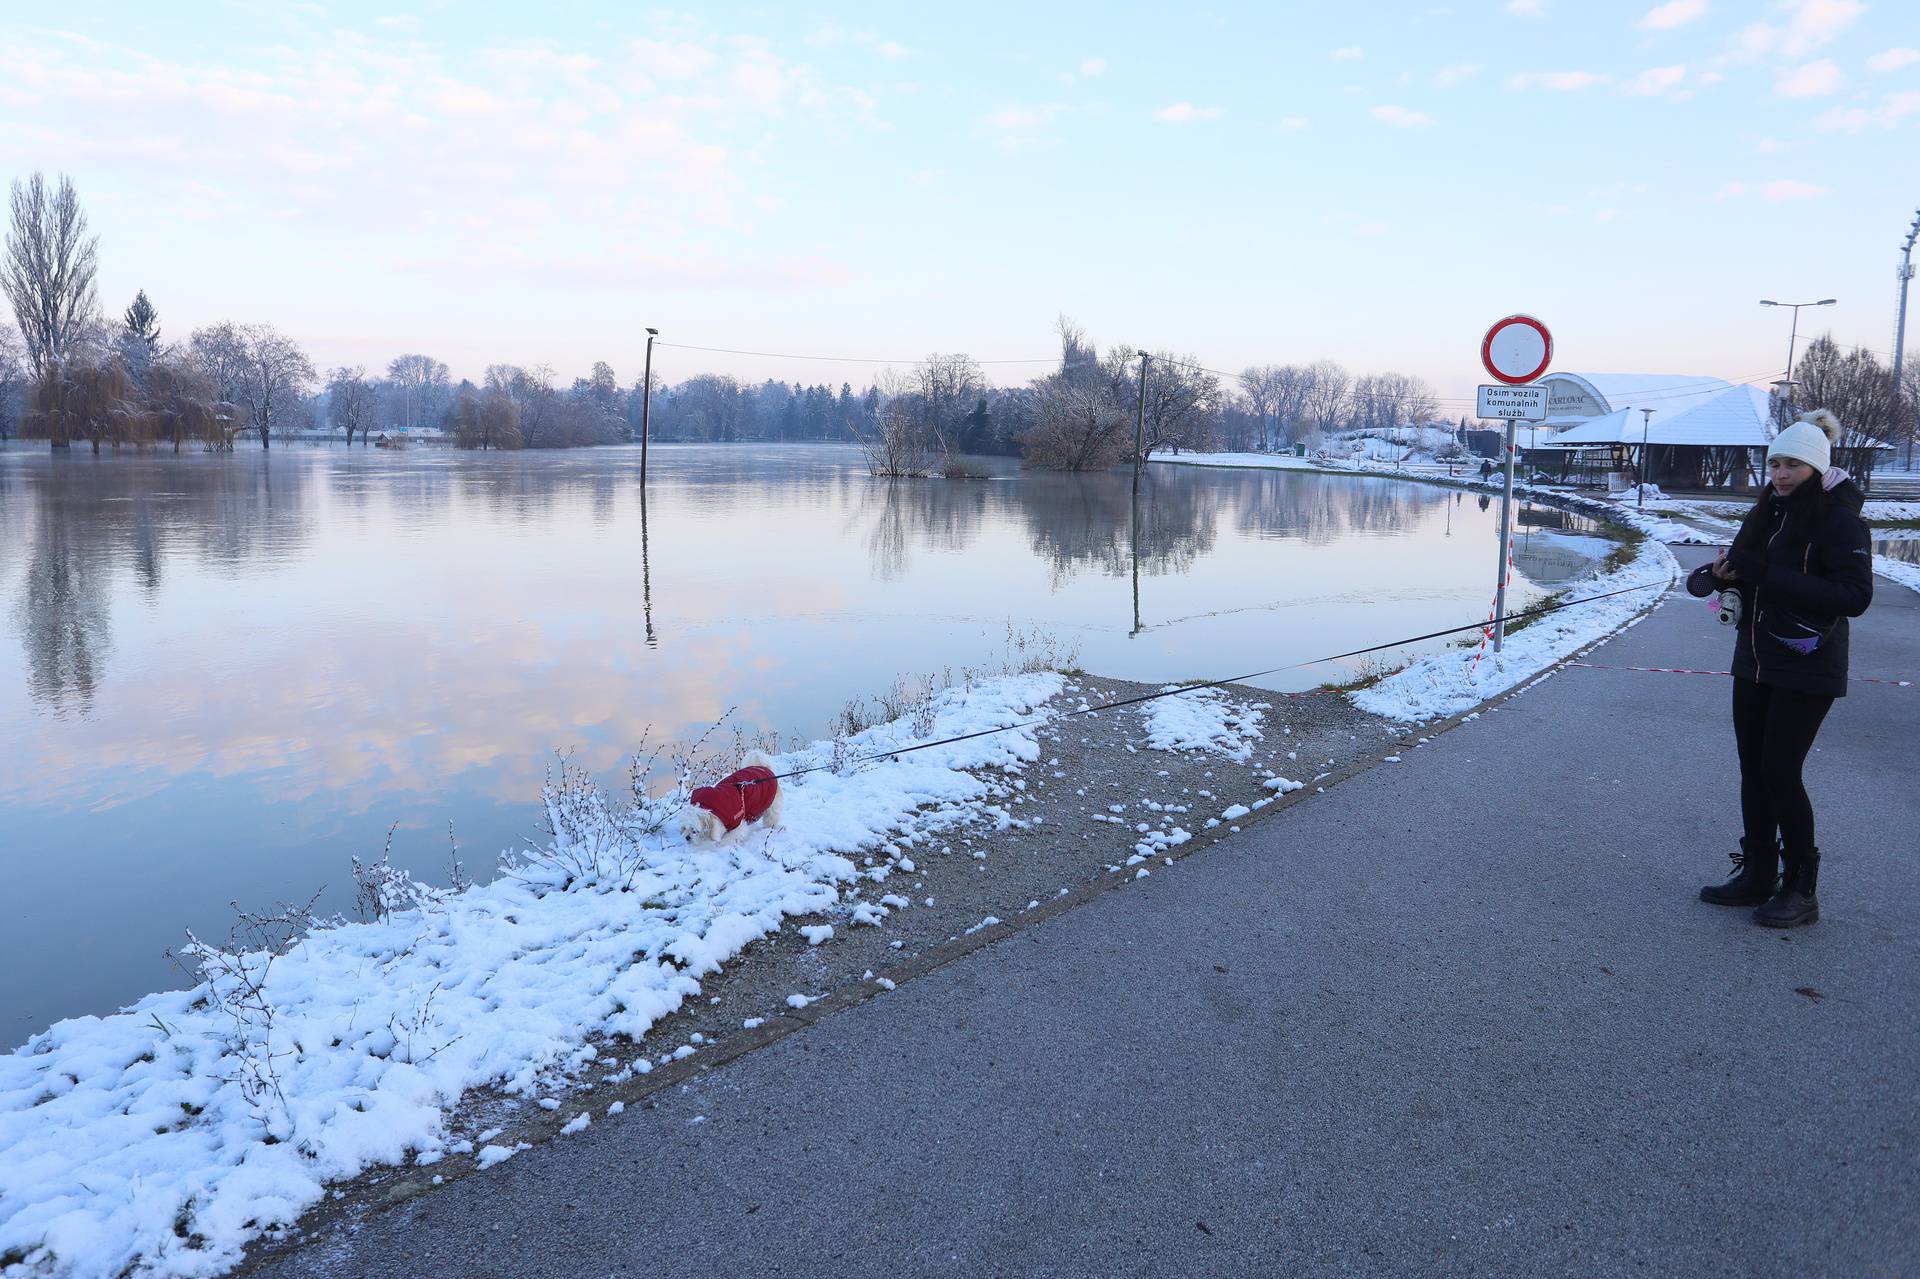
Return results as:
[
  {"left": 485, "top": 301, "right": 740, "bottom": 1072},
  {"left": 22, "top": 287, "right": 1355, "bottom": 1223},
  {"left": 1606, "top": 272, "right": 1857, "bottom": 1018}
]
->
[{"left": 688, "top": 765, "right": 779, "bottom": 833}]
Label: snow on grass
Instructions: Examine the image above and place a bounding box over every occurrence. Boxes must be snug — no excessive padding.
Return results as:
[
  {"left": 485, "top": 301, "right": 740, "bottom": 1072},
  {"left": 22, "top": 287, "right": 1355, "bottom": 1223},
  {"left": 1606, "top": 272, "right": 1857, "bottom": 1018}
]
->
[
  {"left": 1864, "top": 500, "right": 1920, "bottom": 523},
  {"left": 1875, "top": 555, "right": 1920, "bottom": 595},
  {"left": 1352, "top": 534, "right": 1677, "bottom": 724},
  {"left": 1139, "top": 687, "right": 1267, "bottom": 762},
  {"left": 0, "top": 672, "right": 1060, "bottom": 1279}
]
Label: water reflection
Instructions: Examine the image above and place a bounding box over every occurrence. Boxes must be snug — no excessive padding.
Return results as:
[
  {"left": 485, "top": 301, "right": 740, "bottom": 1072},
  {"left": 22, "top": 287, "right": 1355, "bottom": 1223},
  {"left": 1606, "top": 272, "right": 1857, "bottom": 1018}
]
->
[
  {"left": 0, "top": 443, "right": 1610, "bottom": 1042},
  {"left": 16, "top": 468, "right": 114, "bottom": 716}
]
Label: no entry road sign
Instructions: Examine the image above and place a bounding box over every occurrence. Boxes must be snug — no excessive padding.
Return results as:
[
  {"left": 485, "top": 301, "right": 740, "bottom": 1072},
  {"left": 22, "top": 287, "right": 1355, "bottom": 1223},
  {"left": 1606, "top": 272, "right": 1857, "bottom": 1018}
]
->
[
  {"left": 1476, "top": 383, "right": 1549, "bottom": 420},
  {"left": 1481, "top": 314, "right": 1553, "bottom": 385}
]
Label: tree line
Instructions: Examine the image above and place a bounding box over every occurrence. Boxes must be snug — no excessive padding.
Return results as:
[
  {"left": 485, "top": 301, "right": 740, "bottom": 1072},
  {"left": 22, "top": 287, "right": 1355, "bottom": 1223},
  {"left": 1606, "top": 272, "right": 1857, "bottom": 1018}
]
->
[{"left": 0, "top": 170, "right": 1475, "bottom": 469}]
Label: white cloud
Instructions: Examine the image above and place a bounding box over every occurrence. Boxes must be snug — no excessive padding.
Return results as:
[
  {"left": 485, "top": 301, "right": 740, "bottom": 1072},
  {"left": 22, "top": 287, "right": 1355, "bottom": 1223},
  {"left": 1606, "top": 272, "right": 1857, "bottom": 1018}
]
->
[
  {"left": 1868, "top": 48, "right": 1920, "bottom": 72},
  {"left": 1507, "top": 0, "right": 1544, "bottom": 14},
  {"left": 1776, "top": 59, "right": 1842, "bottom": 97},
  {"left": 877, "top": 40, "right": 909, "bottom": 59},
  {"left": 1154, "top": 102, "right": 1225, "bottom": 123},
  {"left": 1713, "top": 176, "right": 1828, "bottom": 202},
  {"left": 1763, "top": 178, "right": 1829, "bottom": 200},
  {"left": 1353, "top": 220, "right": 1391, "bottom": 236},
  {"left": 1508, "top": 70, "right": 1611, "bottom": 91},
  {"left": 1274, "top": 115, "right": 1311, "bottom": 131},
  {"left": 1778, "top": 0, "right": 1864, "bottom": 57},
  {"left": 1370, "top": 104, "right": 1434, "bottom": 127},
  {"left": 1813, "top": 90, "right": 1920, "bottom": 131},
  {"left": 1434, "top": 63, "right": 1482, "bottom": 88},
  {"left": 1080, "top": 56, "right": 1107, "bottom": 76},
  {"left": 1754, "top": 136, "right": 1783, "bottom": 152},
  {"left": 986, "top": 103, "right": 1066, "bottom": 130},
  {"left": 631, "top": 38, "right": 717, "bottom": 81},
  {"left": 1624, "top": 64, "right": 1688, "bottom": 95},
  {"left": 1594, "top": 207, "right": 1620, "bottom": 223},
  {"left": 1637, "top": 0, "right": 1707, "bottom": 29},
  {"left": 1331, "top": 46, "right": 1363, "bottom": 61}
]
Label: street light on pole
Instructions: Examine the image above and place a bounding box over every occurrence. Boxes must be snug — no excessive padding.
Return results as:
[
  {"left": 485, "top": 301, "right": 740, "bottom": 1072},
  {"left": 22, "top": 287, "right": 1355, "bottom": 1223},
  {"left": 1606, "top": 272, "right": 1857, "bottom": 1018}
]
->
[
  {"left": 1758, "top": 297, "right": 1836, "bottom": 418},
  {"left": 1130, "top": 350, "right": 1150, "bottom": 499},
  {"left": 1893, "top": 211, "right": 1919, "bottom": 470},
  {"left": 640, "top": 327, "right": 659, "bottom": 487}
]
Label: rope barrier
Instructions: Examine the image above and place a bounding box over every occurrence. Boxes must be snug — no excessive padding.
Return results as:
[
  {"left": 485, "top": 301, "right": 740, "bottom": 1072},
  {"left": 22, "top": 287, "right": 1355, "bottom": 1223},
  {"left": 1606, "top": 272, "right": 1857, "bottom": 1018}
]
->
[{"left": 742, "top": 581, "right": 1664, "bottom": 787}]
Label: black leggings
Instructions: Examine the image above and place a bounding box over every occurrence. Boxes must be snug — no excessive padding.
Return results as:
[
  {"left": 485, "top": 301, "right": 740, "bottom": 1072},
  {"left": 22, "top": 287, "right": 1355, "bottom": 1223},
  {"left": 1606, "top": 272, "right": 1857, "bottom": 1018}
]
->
[{"left": 1732, "top": 678, "right": 1834, "bottom": 856}]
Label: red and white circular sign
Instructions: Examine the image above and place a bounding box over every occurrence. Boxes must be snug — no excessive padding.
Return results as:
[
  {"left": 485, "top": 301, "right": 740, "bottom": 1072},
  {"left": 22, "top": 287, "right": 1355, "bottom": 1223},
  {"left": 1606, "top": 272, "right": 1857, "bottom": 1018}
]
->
[{"left": 1480, "top": 315, "right": 1553, "bottom": 385}]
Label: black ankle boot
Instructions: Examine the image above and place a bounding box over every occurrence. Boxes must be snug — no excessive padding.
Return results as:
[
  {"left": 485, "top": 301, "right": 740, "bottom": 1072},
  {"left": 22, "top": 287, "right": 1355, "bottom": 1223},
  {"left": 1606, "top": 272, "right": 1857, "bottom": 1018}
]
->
[
  {"left": 1700, "top": 837, "right": 1779, "bottom": 906},
  {"left": 1755, "top": 848, "right": 1820, "bottom": 928}
]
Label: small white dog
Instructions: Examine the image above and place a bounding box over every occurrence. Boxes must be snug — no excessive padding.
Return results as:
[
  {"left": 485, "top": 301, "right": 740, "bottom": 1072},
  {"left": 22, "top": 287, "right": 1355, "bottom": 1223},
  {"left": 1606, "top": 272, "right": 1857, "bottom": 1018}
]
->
[{"left": 678, "top": 750, "right": 784, "bottom": 844}]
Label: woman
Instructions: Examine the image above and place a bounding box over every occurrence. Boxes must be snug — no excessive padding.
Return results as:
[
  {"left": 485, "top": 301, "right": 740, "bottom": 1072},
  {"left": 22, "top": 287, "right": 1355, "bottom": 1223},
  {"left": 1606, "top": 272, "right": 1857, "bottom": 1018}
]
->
[{"left": 1686, "top": 409, "right": 1873, "bottom": 927}]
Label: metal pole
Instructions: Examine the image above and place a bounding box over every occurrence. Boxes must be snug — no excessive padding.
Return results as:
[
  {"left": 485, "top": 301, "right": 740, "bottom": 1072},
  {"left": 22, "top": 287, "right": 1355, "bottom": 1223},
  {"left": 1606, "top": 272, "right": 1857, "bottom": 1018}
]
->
[
  {"left": 1131, "top": 351, "right": 1150, "bottom": 498},
  {"left": 1783, "top": 305, "right": 1802, "bottom": 412},
  {"left": 1639, "top": 408, "right": 1654, "bottom": 507},
  {"left": 640, "top": 328, "right": 658, "bottom": 487},
  {"left": 1493, "top": 417, "right": 1517, "bottom": 653},
  {"left": 1896, "top": 214, "right": 1918, "bottom": 470}
]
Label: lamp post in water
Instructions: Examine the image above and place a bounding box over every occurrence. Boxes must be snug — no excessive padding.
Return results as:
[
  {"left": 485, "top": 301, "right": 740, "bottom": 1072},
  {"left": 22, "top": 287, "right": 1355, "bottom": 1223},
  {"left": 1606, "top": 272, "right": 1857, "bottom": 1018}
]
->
[{"left": 640, "top": 327, "right": 659, "bottom": 487}]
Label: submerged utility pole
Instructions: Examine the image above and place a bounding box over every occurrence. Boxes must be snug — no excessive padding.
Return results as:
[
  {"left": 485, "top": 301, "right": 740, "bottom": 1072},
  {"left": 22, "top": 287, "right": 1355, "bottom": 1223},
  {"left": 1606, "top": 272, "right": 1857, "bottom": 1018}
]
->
[
  {"left": 640, "top": 327, "right": 659, "bottom": 486},
  {"left": 1895, "top": 212, "right": 1918, "bottom": 469},
  {"left": 1131, "top": 351, "right": 1150, "bottom": 497}
]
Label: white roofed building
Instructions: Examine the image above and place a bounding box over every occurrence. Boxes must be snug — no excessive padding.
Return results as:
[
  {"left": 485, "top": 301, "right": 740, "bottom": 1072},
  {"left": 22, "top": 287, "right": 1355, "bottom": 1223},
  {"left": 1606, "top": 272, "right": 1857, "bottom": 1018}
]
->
[{"left": 1525, "top": 372, "right": 1776, "bottom": 491}]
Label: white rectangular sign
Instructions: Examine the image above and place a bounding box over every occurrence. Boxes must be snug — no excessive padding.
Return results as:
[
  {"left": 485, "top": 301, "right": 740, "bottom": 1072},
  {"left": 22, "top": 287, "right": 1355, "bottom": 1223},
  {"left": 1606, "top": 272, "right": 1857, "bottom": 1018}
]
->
[{"left": 1476, "top": 383, "right": 1549, "bottom": 421}]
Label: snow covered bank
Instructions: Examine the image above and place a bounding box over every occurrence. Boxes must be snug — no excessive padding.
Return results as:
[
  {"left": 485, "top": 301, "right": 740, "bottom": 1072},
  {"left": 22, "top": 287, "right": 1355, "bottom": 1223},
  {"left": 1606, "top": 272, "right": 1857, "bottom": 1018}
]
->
[
  {"left": 1875, "top": 555, "right": 1920, "bottom": 595},
  {"left": 1351, "top": 537, "right": 1677, "bottom": 723},
  {"left": 0, "top": 675, "right": 1060, "bottom": 1279}
]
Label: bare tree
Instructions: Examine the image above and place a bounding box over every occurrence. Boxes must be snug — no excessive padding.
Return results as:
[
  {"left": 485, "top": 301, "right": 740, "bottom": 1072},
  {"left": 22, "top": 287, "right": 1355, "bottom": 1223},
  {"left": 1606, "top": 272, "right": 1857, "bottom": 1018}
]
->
[
  {"left": 387, "top": 353, "right": 451, "bottom": 433},
  {"left": 2, "top": 173, "right": 100, "bottom": 378},
  {"left": 0, "top": 324, "right": 27, "bottom": 442},
  {"left": 1303, "top": 360, "right": 1351, "bottom": 434},
  {"left": 1021, "top": 347, "right": 1135, "bottom": 471},
  {"left": 1238, "top": 365, "right": 1285, "bottom": 450},
  {"left": 236, "top": 324, "right": 315, "bottom": 450},
  {"left": 450, "top": 386, "right": 523, "bottom": 449},
  {"left": 910, "top": 352, "right": 984, "bottom": 456},
  {"left": 1134, "top": 351, "right": 1219, "bottom": 460},
  {"left": 144, "top": 358, "right": 219, "bottom": 453},
  {"left": 188, "top": 322, "right": 250, "bottom": 402},
  {"left": 326, "top": 366, "right": 380, "bottom": 446},
  {"left": 857, "top": 370, "right": 937, "bottom": 476}
]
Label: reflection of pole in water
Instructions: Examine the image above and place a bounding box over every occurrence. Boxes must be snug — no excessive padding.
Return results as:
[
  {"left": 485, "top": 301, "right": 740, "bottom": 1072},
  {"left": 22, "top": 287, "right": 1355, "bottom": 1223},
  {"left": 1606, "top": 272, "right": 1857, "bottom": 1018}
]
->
[
  {"left": 640, "top": 487, "right": 657, "bottom": 648},
  {"left": 1129, "top": 488, "right": 1143, "bottom": 637}
]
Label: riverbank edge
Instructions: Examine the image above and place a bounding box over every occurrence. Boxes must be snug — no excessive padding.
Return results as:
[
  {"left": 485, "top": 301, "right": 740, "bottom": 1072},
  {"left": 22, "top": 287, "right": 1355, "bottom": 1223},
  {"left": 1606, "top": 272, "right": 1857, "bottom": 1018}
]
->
[{"left": 232, "top": 473, "right": 1680, "bottom": 1277}]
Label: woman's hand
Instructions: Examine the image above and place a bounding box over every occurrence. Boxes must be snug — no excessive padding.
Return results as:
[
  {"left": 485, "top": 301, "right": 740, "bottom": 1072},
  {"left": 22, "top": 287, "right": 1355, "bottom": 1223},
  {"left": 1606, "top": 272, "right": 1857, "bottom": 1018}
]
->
[{"left": 1711, "top": 550, "right": 1735, "bottom": 581}]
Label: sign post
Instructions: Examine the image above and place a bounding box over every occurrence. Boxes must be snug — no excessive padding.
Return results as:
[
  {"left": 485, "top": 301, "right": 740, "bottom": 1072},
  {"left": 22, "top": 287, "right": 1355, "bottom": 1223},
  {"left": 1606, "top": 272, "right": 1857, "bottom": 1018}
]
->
[{"left": 1478, "top": 315, "right": 1554, "bottom": 653}]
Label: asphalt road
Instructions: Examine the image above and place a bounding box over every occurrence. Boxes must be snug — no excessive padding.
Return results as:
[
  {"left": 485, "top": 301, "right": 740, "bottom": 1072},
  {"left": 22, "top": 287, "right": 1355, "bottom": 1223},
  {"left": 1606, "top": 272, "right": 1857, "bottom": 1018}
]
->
[{"left": 259, "top": 549, "right": 1919, "bottom": 1279}]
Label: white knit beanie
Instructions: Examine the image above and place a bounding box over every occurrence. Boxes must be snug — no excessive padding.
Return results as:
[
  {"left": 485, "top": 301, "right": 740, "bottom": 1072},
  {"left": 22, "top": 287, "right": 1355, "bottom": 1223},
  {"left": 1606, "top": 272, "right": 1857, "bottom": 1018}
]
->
[{"left": 1768, "top": 408, "right": 1840, "bottom": 474}]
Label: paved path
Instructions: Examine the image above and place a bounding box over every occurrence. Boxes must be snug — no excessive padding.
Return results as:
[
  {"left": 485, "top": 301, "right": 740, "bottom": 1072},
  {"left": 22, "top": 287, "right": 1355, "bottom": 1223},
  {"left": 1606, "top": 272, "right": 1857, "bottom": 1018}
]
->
[{"left": 260, "top": 552, "right": 1919, "bottom": 1279}]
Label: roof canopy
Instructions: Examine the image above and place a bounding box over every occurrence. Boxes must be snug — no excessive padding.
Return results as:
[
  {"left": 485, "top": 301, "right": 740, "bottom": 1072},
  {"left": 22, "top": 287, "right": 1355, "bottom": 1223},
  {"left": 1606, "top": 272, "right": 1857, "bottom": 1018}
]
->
[{"left": 1542, "top": 385, "right": 1780, "bottom": 448}]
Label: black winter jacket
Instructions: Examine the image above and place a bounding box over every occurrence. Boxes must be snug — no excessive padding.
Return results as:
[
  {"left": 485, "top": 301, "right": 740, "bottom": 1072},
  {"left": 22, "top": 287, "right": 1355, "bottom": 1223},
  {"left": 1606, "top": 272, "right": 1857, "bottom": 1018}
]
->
[{"left": 1685, "top": 477, "right": 1873, "bottom": 697}]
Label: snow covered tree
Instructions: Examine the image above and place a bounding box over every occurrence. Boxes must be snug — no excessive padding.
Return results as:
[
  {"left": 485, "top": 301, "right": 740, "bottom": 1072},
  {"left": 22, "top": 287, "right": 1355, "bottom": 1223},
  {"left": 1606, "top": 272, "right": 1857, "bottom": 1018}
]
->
[
  {"left": 123, "top": 289, "right": 160, "bottom": 354},
  {"left": 235, "top": 324, "right": 315, "bottom": 450},
  {"left": 2, "top": 172, "right": 100, "bottom": 378}
]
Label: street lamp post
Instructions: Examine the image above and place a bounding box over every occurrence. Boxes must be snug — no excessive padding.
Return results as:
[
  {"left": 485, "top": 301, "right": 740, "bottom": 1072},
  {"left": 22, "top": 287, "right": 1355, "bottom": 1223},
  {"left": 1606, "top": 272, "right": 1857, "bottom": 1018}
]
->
[
  {"left": 1893, "top": 212, "right": 1919, "bottom": 470},
  {"left": 1639, "top": 408, "right": 1654, "bottom": 508},
  {"left": 1130, "top": 351, "right": 1150, "bottom": 498},
  {"left": 1759, "top": 297, "right": 1836, "bottom": 419},
  {"left": 640, "top": 327, "right": 658, "bottom": 487}
]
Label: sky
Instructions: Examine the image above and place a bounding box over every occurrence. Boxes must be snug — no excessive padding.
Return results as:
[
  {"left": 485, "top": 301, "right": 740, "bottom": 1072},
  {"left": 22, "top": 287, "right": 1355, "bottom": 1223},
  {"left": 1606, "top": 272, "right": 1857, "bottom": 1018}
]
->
[{"left": 1, "top": 0, "right": 1915, "bottom": 410}]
